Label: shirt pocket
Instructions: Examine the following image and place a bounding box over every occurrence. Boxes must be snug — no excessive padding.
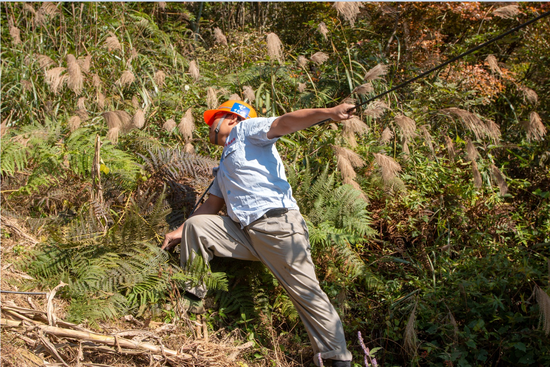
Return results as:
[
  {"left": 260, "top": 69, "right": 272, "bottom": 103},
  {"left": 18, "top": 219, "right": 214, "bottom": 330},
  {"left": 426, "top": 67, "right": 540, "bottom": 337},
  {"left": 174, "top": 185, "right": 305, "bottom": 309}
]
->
[{"left": 222, "top": 142, "right": 244, "bottom": 169}]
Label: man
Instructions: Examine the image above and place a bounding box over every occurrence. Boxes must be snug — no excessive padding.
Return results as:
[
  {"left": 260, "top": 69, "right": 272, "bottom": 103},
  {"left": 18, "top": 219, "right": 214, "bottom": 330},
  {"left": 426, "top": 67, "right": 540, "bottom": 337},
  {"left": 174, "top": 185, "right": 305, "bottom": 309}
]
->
[{"left": 162, "top": 100, "right": 355, "bottom": 367}]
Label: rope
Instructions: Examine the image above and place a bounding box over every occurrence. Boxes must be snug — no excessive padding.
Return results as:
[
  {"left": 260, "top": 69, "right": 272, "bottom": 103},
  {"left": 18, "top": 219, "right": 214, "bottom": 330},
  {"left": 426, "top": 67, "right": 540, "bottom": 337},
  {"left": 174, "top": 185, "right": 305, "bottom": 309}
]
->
[{"left": 314, "top": 9, "right": 550, "bottom": 126}]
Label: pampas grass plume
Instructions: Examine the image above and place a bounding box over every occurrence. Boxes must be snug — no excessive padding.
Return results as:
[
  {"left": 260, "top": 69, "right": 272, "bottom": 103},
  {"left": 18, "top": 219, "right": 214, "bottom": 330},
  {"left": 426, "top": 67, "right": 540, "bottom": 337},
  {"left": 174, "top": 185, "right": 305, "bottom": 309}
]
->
[
  {"left": 116, "top": 70, "right": 135, "bottom": 87},
  {"left": 68, "top": 116, "right": 81, "bottom": 132},
  {"left": 107, "top": 127, "right": 120, "bottom": 144},
  {"left": 466, "top": 138, "right": 478, "bottom": 161},
  {"left": 490, "top": 164, "right": 508, "bottom": 195},
  {"left": 9, "top": 25, "right": 21, "bottom": 45},
  {"left": 228, "top": 93, "right": 241, "bottom": 101},
  {"left": 442, "top": 108, "right": 488, "bottom": 141},
  {"left": 380, "top": 127, "right": 394, "bottom": 144},
  {"left": 45, "top": 67, "right": 67, "bottom": 94},
  {"left": 67, "top": 54, "right": 83, "bottom": 95},
  {"left": 311, "top": 52, "right": 329, "bottom": 65},
  {"left": 92, "top": 74, "right": 101, "bottom": 89},
  {"left": 132, "top": 96, "right": 139, "bottom": 109},
  {"left": 333, "top": 2, "right": 363, "bottom": 27},
  {"left": 163, "top": 118, "right": 176, "bottom": 132},
  {"left": 333, "top": 145, "right": 365, "bottom": 168},
  {"left": 189, "top": 60, "right": 200, "bottom": 81},
  {"left": 297, "top": 83, "right": 307, "bottom": 93},
  {"left": 318, "top": 22, "right": 329, "bottom": 40},
  {"left": 184, "top": 142, "right": 195, "bottom": 154},
  {"left": 404, "top": 302, "right": 418, "bottom": 357},
  {"left": 37, "top": 55, "right": 55, "bottom": 69},
  {"left": 243, "top": 86, "right": 255, "bottom": 102},
  {"left": 364, "top": 101, "right": 389, "bottom": 119},
  {"left": 97, "top": 92, "right": 105, "bottom": 109},
  {"left": 485, "top": 119, "right": 501, "bottom": 145},
  {"left": 214, "top": 27, "right": 228, "bottom": 45},
  {"left": 133, "top": 109, "right": 145, "bottom": 129},
  {"left": 420, "top": 125, "right": 435, "bottom": 155},
  {"left": 154, "top": 70, "right": 166, "bottom": 89},
  {"left": 535, "top": 285, "right": 550, "bottom": 335},
  {"left": 267, "top": 33, "right": 284, "bottom": 63},
  {"left": 364, "top": 64, "right": 388, "bottom": 81},
  {"left": 394, "top": 114, "right": 417, "bottom": 139},
  {"left": 178, "top": 108, "right": 195, "bottom": 141},
  {"left": 445, "top": 135, "right": 455, "bottom": 161},
  {"left": 485, "top": 54, "right": 501, "bottom": 75},
  {"left": 297, "top": 55, "right": 308, "bottom": 68},
  {"left": 105, "top": 32, "right": 122, "bottom": 52},
  {"left": 493, "top": 5, "right": 519, "bottom": 19},
  {"left": 77, "top": 55, "right": 92, "bottom": 73},
  {"left": 207, "top": 87, "right": 218, "bottom": 109},
  {"left": 519, "top": 86, "right": 538, "bottom": 105},
  {"left": 374, "top": 153, "right": 402, "bottom": 184},
  {"left": 352, "top": 83, "right": 374, "bottom": 95},
  {"left": 77, "top": 97, "right": 86, "bottom": 110},
  {"left": 472, "top": 161, "right": 482, "bottom": 189},
  {"left": 525, "top": 111, "right": 547, "bottom": 142}
]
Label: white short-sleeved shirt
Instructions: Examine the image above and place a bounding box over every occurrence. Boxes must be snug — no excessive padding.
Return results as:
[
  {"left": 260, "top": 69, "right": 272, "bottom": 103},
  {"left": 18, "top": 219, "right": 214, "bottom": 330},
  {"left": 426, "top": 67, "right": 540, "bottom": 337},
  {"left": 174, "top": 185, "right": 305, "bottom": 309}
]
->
[{"left": 209, "top": 117, "right": 299, "bottom": 227}]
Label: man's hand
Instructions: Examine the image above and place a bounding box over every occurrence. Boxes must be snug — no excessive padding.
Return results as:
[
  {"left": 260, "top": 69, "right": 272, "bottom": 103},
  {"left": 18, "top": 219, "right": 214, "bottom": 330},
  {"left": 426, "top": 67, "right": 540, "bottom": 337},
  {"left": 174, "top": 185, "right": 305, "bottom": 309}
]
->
[
  {"left": 162, "top": 227, "right": 183, "bottom": 250},
  {"left": 328, "top": 103, "right": 356, "bottom": 122}
]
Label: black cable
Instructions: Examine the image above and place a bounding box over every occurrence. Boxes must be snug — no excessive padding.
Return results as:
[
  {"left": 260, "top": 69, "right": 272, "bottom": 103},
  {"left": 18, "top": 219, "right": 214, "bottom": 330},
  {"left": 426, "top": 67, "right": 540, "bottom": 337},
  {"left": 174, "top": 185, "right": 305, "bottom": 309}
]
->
[
  {"left": 0, "top": 290, "right": 48, "bottom": 295},
  {"left": 313, "top": 9, "right": 550, "bottom": 126}
]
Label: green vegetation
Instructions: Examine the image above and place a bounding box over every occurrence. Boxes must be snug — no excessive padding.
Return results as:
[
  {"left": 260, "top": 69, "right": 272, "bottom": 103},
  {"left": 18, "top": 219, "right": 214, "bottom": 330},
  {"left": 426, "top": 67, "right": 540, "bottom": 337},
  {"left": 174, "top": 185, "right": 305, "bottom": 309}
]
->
[{"left": 2, "top": 2, "right": 549, "bottom": 366}]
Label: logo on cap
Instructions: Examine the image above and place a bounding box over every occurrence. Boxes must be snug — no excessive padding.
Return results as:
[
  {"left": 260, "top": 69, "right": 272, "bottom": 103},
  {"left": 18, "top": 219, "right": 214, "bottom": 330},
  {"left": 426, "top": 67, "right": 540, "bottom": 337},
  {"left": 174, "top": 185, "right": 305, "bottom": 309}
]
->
[{"left": 231, "top": 103, "right": 250, "bottom": 119}]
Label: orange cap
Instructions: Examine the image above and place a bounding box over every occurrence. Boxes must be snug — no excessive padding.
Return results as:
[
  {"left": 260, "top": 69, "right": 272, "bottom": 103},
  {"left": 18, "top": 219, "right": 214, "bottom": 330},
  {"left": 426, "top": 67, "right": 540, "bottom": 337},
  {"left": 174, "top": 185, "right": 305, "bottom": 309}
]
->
[{"left": 203, "top": 100, "right": 257, "bottom": 126}]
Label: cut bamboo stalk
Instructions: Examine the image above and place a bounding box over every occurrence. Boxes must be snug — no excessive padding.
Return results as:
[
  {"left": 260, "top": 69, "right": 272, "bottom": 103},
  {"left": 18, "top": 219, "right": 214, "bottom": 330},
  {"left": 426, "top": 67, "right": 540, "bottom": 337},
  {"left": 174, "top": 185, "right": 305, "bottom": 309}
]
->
[{"left": 1, "top": 319, "right": 191, "bottom": 359}]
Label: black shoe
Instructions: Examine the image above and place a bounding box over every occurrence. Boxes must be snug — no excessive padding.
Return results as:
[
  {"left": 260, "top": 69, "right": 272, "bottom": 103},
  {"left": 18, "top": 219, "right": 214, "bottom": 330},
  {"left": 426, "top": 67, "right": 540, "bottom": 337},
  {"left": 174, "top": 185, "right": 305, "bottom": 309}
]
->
[{"left": 331, "top": 360, "right": 351, "bottom": 367}]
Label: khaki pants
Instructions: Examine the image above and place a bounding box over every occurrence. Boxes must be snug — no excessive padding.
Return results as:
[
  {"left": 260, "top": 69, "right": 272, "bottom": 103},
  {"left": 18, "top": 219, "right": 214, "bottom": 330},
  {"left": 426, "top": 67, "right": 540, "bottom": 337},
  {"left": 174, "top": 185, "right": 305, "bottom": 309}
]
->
[{"left": 180, "top": 210, "right": 352, "bottom": 364}]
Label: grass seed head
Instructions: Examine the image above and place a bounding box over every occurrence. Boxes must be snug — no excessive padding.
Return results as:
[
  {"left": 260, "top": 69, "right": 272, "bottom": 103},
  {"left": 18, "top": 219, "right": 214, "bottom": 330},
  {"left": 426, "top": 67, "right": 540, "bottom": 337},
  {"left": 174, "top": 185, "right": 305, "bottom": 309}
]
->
[
  {"left": 78, "top": 55, "right": 92, "bottom": 74},
  {"left": 184, "top": 142, "right": 195, "bottom": 154},
  {"left": 333, "top": 2, "right": 364, "bottom": 27},
  {"left": 519, "top": 86, "right": 538, "bottom": 105},
  {"left": 441, "top": 108, "right": 488, "bottom": 141},
  {"left": 493, "top": 5, "right": 520, "bottom": 19},
  {"left": 525, "top": 111, "right": 547, "bottom": 142},
  {"left": 178, "top": 108, "right": 195, "bottom": 141},
  {"left": 107, "top": 127, "right": 120, "bottom": 144},
  {"left": 445, "top": 135, "right": 455, "bottom": 161},
  {"left": 364, "top": 64, "right": 388, "bottom": 82},
  {"left": 37, "top": 55, "right": 55, "bottom": 69},
  {"left": 297, "top": 82, "right": 307, "bottom": 93},
  {"left": 21, "top": 80, "right": 33, "bottom": 92},
  {"left": 266, "top": 33, "right": 284, "bottom": 63},
  {"left": 97, "top": 92, "right": 105, "bottom": 109},
  {"left": 45, "top": 67, "right": 67, "bottom": 94},
  {"left": 394, "top": 114, "right": 417, "bottom": 139},
  {"left": 490, "top": 164, "right": 508, "bottom": 195},
  {"left": 207, "top": 87, "right": 219, "bottom": 109},
  {"left": 364, "top": 101, "right": 389, "bottom": 119},
  {"left": 163, "top": 118, "right": 176, "bottom": 132},
  {"left": 374, "top": 153, "right": 402, "bottom": 184},
  {"left": 485, "top": 54, "right": 501, "bottom": 75},
  {"left": 243, "top": 86, "right": 255, "bottom": 102},
  {"left": 68, "top": 116, "right": 81, "bottom": 132},
  {"left": 67, "top": 54, "right": 83, "bottom": 95},
  {"left": 9, "top": 26, "right": 21, "bottom": 45},
  {"left": 154, "top": 70, "right": 166, "bottom": 89},
  {"left": 133, "top": 109, "right": 145, "bottom": 129},
  {"left": 404, "top": 302, "right": 418, "bottom": 357},
  {"left": 158, "top": 2, "right": 166, "bottom": 11},
  {"left": 77, "top": 97, "right": 86, "bottom": 110},
  {"left": 336, "top": 154, "right": 357, "bottom": 181},
  {"left": 116, "top": 70, "right": 135, "bottom": 88},
  {"left": 92, "top": 74, "right": 101, "bottom": 89},
  {"left": 535, "top": 285, "right": 550, "bottom": 335},
  {"left": 214, "top": 27, "right": 228, "bottom": 46},
  {"left": 343, "top": 117, "right": 368, "bottom": 135},
  {"left": 105, "top": 32, "right": 122, "bottom": 52},
  {"left": 228, "top": 93, "right": 241, "bottom": 101},
  {"left": 420, "top": 125, "right": 435, "bottom": 155},
  {"left": 189, "top": 60, "right": 200, "bottom": 81},
  {"left": 39, "top": 2, "right": 59, "bottom": 17},
  {"left": 317, "top": 22, "right": 329, "bottom": 40},
  {"left": 297, "top": 55, "right": 308, "bottom": 68},
  {"left": 380, "top": 127, "right": 394, "bottom": 144},
  {"left": 132, "top": 96, "right": 139, "bottom": 109},
  {"left": 485, "top": 119, "right": 501, "bottom": 144},
  {"left": 472, "top": 161, "right": 482, "bottom": 188},
  {"left": 352, "top": 83, "right": 374, "bottom": 95},
  {"left": 402, "top": 137, "right": 410, "bottom": 157},
  {"left": 466, "top": 138, "right": 478, "bottom": 161},
  {"left": 311, "top": 52, "right": 329, "bottom": 65},
  {"left": 333, "top": 145, "right": 365, "bottom": 168}
]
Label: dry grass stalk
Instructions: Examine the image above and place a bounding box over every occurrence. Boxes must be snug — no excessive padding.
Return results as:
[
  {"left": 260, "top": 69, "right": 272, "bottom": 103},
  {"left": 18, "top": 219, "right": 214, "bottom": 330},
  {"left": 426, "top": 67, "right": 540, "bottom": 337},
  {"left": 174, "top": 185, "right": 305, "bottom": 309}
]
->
[
  {"left": 420, "top": 125, "right": 435, "bottom": 155},
  {"left": 267, "top": 33, "right": 284, "bottom": 63},
  {"left": 127, "top": 48, "right": 139, "bottom": 66},
  {"left": 66, "top": 54, "right": 83, "bottom": 95},
  {"left": 297, "top": 55, "right": 308, "bottom": 68},
  {"left": 311, "top": 52, "right": 329, "bottom": 66},
  {"left": 91, "top": 74, "right": 101, "bottom": 89},
  {"left": 97, "top": 92, "right": 105, "bottom": 109},
  {"left": 394, "top": 114, "right": 417, "bottom": 139},
  {"left": 380, "top": 127, "right": 394, "bottom": 144},
  {"left": 519, "top": 86, "right": 538, "bottom": 105},
  {"left": 189, "top": 60, "right": 200, "bottom": 81},
  {"left": 374, "top": 153, "right": 402, "bottom": 184},
  {"left": 132, "top": 95, "right": 139, "bottom": 109},
  {"left": 297, "top": 83, "right": 307, "bottom": 93},
  {"left": 318, "top": 22, "right": 329, "bottom": 40},
  {"left": 77, "top": 55, "right": 92, "bottom": 73},
  {"left": 535, "top": 285, "right": 550, "bottom": 335},
  {"left": 105, "top": 32, "right": 122, "bottom": 52},
  {"left": 207, "top": 87, "right": 219, "bottom": 109},
  {"left": 441, "top": 108, "right": 488, "bottom": 141},
  {"left": 184, "top": 142, "right": 195, "bottom": 154},
  {"left": 471, "top": 161, "right": 482, "bottom": 189},
  {"left": 493, "top": 5, "right": 520, "bottom": 19},
  {"left": 68, "top": 116, "right": 81, "bottom": 132},
  {"left": 466, "top": 138, "right": 478, "bottom": 161},
  {"left": 490, "top": 164, "right": 508, "bottom": 195},
  {"left": 214, "top": 27, "right": 228, "bottom": 46},
  {"left": 525, "top": 111, "right": 547, "bottom": 142},
  {"left": 403, "top": 302, "right": 418, "bottom": 357},
  {"left": 333, "top": 2, "right": 364, "bottom": 27},
  {"left": 333, "top": 145, "right": 365, "bottom": 168},
  {"left": 228, "top": 93, "right": 241, "bottom": 101},
  {"left": 178, "top": 108, "right": 195, "bottom": 141},
  {"left": 77, "top": 97, "right": 86, "bottom": 110},
  {"left": 485, "top": 119, "right": 501, "bottom": 145},
  {"left": 37, "top": 55, "right": 55, "bottom": 69},
  {"left": 485, "top": 55, "right": 501, "bottom": 75},
  {"left": 164, "top": 118, "right": 176, "bottom": 132},
  {"left": 364, "top": 64, "right": 388, "bottom": 82},
  {"left": 445, "top": 135, "right": 455, "bottom": 161},
  {"left": 364, "top": 101, "right": 389, "bottom": 119},
  {"left": 243, "top": 86, "right": 255, "bottom": 102},
  {"left": 45, "top": 67, "right": 67, "bottom": 95},
  {"left": 154, "top": 70, "right": 166, "bottom": 89},
  {"left": 116, "top": 70, "right": 135, "bottom": 88},
  {"left": 107, "top": 127, "right": 120, "bottom": 144},
  {"left": 352, "top": 83, "right": 374, "bottom": 95},
  {"left": 9, "top": 25, "right": 21, "bottom": 45},
  {"left": 133, "top": 109, "right": 145, "bottom": 129}
]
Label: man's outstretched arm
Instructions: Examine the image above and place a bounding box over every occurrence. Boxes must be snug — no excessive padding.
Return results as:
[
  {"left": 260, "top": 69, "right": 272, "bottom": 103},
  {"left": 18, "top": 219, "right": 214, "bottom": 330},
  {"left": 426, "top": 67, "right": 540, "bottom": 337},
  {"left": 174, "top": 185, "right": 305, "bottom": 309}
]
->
[{"left": 267, "top": 103, "right": 355, "bottom": 139}]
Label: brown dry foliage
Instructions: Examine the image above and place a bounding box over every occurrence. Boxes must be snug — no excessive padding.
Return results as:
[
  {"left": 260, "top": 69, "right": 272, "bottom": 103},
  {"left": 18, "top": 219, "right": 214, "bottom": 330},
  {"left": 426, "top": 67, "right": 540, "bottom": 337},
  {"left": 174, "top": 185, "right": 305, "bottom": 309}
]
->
[{"left": 485, "top": 54, "right": 501, "bottom": 75}]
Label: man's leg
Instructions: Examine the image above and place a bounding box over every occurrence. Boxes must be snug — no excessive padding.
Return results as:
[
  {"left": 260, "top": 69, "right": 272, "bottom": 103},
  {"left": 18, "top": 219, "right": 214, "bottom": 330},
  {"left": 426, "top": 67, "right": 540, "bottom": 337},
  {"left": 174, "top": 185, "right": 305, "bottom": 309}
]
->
[
  {"left": 245, "top": 210, "right": 352, "bottom": 366},
  {"left": 180, "top": 214, "right": 259, "bottom": 298}
]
